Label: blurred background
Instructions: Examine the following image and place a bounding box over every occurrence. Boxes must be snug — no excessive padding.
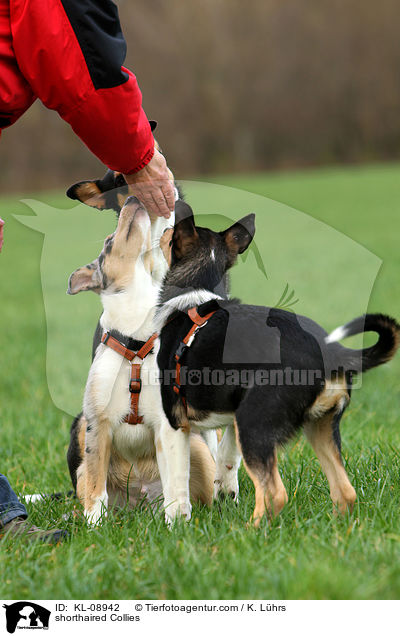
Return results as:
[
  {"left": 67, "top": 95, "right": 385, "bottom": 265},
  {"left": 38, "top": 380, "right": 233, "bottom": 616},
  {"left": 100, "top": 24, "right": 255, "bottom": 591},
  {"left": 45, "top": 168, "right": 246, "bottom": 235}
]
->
[
  {"left": 2, "top": 0, "right": 400, "bottom": 601},
  {"left": 1, "top": 0, "right": 400, "bottom": 192}
]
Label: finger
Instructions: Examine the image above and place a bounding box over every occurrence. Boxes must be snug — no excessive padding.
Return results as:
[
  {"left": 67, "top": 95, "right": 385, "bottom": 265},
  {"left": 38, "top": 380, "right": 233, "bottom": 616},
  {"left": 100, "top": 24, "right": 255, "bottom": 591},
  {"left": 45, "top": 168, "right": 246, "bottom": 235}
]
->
[
  {"left": 152, "top": 190, "right": 171, "bottom": 218},
  {"left": 135, "top": 189, "right": 154, "bottom": 214},
  {"left": 162, "top": 180, "right": 175, "bottom": 212},
  {"left": 127, "top": 183, "right": 170, "bottom": 218},
  {"left": 136, "top": 184, "right": 170, "bottom": 218}
]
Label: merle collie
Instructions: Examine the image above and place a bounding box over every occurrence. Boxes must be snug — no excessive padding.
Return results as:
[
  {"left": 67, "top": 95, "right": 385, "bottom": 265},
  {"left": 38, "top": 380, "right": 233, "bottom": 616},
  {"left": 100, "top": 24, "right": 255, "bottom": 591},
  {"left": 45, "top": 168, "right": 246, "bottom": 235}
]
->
[{"left": 66, "top": 197, "right": 215, "bottom": 525}]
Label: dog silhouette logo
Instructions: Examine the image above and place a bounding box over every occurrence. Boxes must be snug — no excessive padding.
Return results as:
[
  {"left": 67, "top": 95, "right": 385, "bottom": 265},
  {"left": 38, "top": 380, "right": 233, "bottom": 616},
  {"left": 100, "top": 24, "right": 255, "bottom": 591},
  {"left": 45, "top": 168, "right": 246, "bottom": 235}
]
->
[
  {"left": 2, "top": 602, "right": 50, "bottom": 633},
  {"left": 14, "top": 183, "right": 380, "bottom": 411}
]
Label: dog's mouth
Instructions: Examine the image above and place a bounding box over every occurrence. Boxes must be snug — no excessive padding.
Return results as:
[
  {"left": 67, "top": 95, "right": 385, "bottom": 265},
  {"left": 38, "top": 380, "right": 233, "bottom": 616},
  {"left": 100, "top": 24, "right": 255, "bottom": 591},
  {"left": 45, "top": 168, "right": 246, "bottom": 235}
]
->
[{"left": 117, "top": 196, "right": 149, "bottom": 240}]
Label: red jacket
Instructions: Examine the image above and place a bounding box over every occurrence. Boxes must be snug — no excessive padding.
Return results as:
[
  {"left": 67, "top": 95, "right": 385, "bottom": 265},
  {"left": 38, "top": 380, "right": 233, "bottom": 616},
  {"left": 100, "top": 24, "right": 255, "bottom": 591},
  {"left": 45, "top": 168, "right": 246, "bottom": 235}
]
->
[{"left": 0, "top": 0, "right": 154, "bottom": 174}]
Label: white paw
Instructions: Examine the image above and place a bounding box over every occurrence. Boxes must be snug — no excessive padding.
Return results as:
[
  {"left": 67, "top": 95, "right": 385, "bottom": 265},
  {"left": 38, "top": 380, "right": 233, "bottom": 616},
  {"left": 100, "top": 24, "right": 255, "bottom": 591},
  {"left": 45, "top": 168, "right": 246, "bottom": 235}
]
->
[
  {"left": 84, "top": 494, "right": 108, "bottom": 526},
  {"left": 84, "top": 508, "right": 106, "bottom": 527},
  {"left": 164, "top": 500, "right": 192, "bottom": 526}
]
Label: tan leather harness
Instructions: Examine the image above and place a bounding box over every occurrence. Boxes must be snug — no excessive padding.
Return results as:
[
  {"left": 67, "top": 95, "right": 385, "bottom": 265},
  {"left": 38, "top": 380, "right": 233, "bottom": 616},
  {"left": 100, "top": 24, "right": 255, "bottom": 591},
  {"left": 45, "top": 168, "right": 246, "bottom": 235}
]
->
[
  {"left": 101, "top": 330, "right": 158, "bottom": 424},
  {"left": 173, "top": 306, "right": 216, "bottom": 407},
  {"left": 101, "top": 305, "right": 216, "bottom": 423}
]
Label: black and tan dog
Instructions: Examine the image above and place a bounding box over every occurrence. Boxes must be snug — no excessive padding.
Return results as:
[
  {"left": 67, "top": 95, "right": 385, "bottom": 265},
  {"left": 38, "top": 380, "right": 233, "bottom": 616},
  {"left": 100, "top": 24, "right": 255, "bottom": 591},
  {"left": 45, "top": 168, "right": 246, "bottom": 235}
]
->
[{"left": 154, "top": 200, "right": 400, "bottom": 526}]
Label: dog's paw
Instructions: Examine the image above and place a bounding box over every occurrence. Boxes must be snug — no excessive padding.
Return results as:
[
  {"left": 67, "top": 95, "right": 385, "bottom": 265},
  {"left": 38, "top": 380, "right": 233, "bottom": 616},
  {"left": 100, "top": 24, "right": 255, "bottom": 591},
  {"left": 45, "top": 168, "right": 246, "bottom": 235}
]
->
[
  {"left": 164, "top": 500, "right": 192, "bottom": 527},
  {"left": 213, "top": 465, "right": 239, "bottom": 502},
  {"left": 84, "top": 495, "right": 108, "bottom": 527},
  {"left": 84, "top": 509, "right": 107, "bottom": 527}
]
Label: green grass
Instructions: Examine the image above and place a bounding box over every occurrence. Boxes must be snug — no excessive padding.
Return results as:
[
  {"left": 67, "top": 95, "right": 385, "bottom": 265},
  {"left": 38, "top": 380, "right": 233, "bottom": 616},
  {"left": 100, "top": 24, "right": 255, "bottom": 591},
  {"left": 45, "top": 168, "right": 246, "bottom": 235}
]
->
[{"left": 1, "top": 162, "right": 400, "bottom": 599}]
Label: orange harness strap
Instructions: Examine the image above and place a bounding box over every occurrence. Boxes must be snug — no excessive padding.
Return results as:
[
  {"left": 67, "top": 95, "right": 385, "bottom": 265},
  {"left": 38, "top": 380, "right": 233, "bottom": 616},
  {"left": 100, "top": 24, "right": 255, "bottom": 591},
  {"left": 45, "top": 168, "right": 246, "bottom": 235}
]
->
[
  {"left": 101, "top": 331, "right": 158, "bottom": 425},
  {"left": 173, "top": 306, "right": 216, "bottom": 406}
]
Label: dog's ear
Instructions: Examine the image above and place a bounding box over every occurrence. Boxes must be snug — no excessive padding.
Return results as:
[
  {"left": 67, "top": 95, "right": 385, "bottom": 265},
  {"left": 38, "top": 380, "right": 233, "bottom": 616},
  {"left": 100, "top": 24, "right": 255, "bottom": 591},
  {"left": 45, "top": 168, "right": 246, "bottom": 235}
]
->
[
  {"left": 222, "top": 213, "right": 255, "bottom": 256},
  {"left": 66, "top": 180, "right": 107, "bottom": 210},
  {"left": 67, "top": 260, "right": 102, "bottom": 295},
  {"left": 149, "top": 120, "right": 158, "bottom": 132},
  {"left": 172, "top": 199, "right": 199, "bottom": 260},
  {"left": 174, "top": 199, "right": 195, "bottom": 227}
]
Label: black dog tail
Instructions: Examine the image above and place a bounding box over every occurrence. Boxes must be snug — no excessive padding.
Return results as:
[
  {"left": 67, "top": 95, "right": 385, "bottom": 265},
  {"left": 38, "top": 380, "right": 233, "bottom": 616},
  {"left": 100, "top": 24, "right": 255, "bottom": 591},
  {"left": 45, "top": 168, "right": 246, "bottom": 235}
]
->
[{"left": 326, "top": 313, "right": 400, "bottom": 373}]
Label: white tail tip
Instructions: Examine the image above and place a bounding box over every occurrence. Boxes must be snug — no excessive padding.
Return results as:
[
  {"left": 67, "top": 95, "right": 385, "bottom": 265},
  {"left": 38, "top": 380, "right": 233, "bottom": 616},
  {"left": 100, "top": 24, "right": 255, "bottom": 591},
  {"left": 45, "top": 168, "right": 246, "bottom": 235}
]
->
[
  {"left": 325, "top": 325, "right": 347, "bottom": 344},
  {"left": 22, "top": 494, "right": 45, "bottom": 503}
]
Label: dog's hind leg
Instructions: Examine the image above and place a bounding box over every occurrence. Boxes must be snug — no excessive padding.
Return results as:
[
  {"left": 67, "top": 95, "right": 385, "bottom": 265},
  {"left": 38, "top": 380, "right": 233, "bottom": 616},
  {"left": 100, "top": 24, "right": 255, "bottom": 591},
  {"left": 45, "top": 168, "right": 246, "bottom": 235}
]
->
[
  {"left": 67, "top": 412, "right": 86, "bottom": 493},
  {"left": 67, "top": 412, "right": 87, "bottom": 506},
  {"left": 234, "top": 417, "right": 288, "bottom": 528},
  {"left": 82, "top": 416, "right": 112, "bottom": 525},
  {"left": 304, "top": 409, "right": 356, "bottom": 515},
  {"left": 188, "top": 434, "right": 215, "bottom": 506}
]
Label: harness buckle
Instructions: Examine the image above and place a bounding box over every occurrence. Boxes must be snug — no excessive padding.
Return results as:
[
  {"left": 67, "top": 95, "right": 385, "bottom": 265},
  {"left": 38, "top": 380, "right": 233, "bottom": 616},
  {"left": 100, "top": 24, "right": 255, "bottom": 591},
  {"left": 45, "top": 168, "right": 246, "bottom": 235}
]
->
[
  {"left": 129, "top": 378, "right": 142, "bottom": 393},
  {"left": 186, "top": 321, "right": 208, "bottom": 347},
  {"left": 102, "top": 332, "right": 110, "bottom": 345},
  {"left": 175, "top": 340, "right": 187, "bottom": 359}
]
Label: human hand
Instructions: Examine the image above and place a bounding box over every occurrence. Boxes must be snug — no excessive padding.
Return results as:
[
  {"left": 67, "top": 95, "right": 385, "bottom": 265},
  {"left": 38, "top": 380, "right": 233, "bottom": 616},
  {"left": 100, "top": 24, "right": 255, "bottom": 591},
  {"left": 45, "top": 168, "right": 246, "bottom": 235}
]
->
[{"left": 123, "top": 148, "right": 175, "bottom": 218}]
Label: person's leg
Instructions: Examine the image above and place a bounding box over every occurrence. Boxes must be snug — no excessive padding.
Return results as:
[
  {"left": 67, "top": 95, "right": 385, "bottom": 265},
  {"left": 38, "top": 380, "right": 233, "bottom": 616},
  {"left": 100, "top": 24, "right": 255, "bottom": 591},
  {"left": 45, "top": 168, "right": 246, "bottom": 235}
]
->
[
  {"left": 0, "top": 474, "right": 67, "bottom": 543},
  {"left": 0, "top": 474, "right": 27, "bottom": 527}
]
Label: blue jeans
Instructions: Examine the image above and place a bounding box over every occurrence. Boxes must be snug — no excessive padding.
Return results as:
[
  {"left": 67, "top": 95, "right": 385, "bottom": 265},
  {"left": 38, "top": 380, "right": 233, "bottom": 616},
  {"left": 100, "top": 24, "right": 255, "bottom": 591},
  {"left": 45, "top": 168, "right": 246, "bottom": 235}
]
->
[{"left": 0, "top": 474, "right": 27, "bottom": 527}]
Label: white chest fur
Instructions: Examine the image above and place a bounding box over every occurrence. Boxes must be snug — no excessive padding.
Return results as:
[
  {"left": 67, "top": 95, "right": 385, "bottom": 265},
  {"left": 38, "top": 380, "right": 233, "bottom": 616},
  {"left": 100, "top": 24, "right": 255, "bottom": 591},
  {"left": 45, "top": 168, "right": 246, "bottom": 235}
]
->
[{"left": 83, "top": 338, "right": 164, "bottom": 464}]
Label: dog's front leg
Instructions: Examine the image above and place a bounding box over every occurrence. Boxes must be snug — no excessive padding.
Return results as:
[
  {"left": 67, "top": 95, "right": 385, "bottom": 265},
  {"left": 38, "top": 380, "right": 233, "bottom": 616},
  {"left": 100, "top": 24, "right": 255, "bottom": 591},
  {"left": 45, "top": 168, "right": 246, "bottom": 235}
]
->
[
  {"left": 213, "top": 425, "right": 241, "bottom": 501},
  {"left": 83, "top": 416, "right": 112, "bottom": 526},
  {"left": 155, "top": 418, "right": 191, "bottom": 526}
]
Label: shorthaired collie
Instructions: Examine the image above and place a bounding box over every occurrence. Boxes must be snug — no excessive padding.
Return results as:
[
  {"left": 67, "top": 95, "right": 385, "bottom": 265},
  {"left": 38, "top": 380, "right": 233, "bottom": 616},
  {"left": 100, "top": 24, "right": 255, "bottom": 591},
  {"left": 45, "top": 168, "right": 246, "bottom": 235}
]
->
[
  {"left": 66, "top": 197, "right": 215, "bottom": 525},
  {"left": 154, "top": 200, "right": 400, "bottom": 526}
]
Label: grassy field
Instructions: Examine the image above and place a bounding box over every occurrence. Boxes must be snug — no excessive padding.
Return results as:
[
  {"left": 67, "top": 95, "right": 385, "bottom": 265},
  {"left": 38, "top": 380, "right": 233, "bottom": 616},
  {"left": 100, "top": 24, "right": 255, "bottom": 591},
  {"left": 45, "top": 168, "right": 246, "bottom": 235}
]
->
[{"left": 0, "top": 162, "right": 399, "bottom": 600}]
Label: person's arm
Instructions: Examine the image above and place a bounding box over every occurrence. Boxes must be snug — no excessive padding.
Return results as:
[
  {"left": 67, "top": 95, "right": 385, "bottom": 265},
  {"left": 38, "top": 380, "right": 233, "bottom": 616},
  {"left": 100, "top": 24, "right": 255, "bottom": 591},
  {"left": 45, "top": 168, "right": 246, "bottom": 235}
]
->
[{"left": 11, "top": 0, "right": 174, "bottom": 216}]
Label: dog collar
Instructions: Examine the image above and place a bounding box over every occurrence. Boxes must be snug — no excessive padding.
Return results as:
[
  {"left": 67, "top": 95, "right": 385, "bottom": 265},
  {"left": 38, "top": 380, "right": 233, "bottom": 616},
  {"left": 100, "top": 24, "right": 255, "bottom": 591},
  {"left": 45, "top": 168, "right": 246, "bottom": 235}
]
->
[{"left": 102, "top": 330, "right": 148, "bottom": 355}]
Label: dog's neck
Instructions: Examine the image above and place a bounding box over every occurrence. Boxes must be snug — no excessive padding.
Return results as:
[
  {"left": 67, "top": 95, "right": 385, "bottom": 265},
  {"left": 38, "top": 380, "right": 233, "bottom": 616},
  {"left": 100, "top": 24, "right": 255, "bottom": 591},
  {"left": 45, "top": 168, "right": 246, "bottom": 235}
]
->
[
  {"left": 99, "top": 215, "right": 173, "bottom": 339},
  {"left": 154, "top": 289, "right": 223, "bottom": 331},
  {"left": 155, "top": 261, "right": 228, "bottom": 330},
  {"left": 100, "top": 260, "right": 160, "bottom": 340}
]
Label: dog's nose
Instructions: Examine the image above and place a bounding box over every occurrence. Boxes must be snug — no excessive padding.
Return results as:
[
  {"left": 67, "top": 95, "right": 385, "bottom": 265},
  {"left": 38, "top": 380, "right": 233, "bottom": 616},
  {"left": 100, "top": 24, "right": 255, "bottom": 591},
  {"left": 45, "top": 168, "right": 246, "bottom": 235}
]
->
[{"left": 124, "top": 195, "right": 140, "bottom": 206}]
